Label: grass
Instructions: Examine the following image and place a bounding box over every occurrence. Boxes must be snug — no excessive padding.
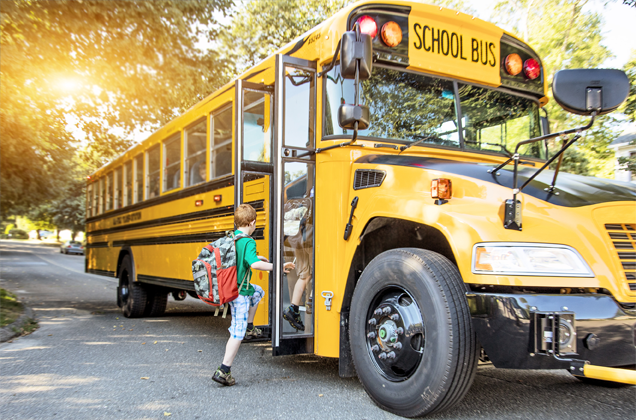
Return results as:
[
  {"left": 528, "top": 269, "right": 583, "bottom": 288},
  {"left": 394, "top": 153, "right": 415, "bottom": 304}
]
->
[{"left": 0, "top": 288, "right": 23, "bottom": 328}]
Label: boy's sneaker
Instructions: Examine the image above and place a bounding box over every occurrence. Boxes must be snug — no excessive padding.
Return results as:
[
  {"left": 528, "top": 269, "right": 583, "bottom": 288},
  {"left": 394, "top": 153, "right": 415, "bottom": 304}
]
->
[
  {"left": 283, "top": 305, "right": 305, "bottom": 331},
  {"left": 244, "top": 325, "right": 263, "bottom": 340},
  {"left": 212, "top": 367, "right": 236, "bottom": 386}
]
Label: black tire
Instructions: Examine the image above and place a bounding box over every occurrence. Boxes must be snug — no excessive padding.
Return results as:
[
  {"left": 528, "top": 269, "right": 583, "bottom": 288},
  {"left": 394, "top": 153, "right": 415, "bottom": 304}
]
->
[
  {"left": 349, "top": 248, "right": 478, "bottom": 418},
  {"left": 118, "top": 255, "right": 147, "bottom": 318},
  {"left": 144, "top": 289, "right": 168, "bottom": 317}
]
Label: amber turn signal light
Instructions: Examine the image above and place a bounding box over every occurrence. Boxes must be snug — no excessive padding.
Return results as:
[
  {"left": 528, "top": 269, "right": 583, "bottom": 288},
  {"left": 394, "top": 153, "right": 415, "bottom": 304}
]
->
[
  {"left": 431, "top": 178, "right": 452, "bottom": 200},
  {"left": 195, "top": 200, "right": 204, "bottom": 207},
  {"left": 381, "top": 21, "right": 402, "bottom": 47},
  {"left": 214, "top": 195, "right": 222, "bottom": 202},
  {"left": 504, "top": 54, "right": 522, "bottom": 76}
]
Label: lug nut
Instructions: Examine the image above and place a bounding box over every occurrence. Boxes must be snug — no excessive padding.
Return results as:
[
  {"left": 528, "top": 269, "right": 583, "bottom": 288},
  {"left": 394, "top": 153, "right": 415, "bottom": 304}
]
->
[
  {"left": 368, "top": 318, "right": 377, "bottom": 326},
  {"left": 374, "top": 308, "right": 383, "bottom": 316},
  {"left": 387, "top": 351, "right": 396, "bottom": 359},
  {"left": 390, "top": 314, "right": 399, "bottom": 321},
  {"left": 382, "top": 307, "right": 392, "bottom": 314},
  {"left": 367, "top": 332, "right": 376, "bottom": 339},
  {"left": 396, "top": 327, "right": 404, "bottom": 335},
  {"left": 371, "top": 345, "right": 379, "bottom": 352},
  {"left": 393, "top": 342, "right": 402, "bottom": 350},
  {"left": 378, "top": 352, "right": 387, "bottom": 360}
]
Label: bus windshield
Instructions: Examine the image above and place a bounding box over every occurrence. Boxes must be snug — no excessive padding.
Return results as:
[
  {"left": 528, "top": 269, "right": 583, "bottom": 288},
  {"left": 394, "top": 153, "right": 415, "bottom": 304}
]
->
[{"left": 324, "top": 66, "right": 544, "bottom": 159}]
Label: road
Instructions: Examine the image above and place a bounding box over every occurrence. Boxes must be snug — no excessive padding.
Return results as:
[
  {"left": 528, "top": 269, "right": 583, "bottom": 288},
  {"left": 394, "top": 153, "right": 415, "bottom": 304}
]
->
[{"left": 0, "top": 241, "right": 633, "bottom": 420}]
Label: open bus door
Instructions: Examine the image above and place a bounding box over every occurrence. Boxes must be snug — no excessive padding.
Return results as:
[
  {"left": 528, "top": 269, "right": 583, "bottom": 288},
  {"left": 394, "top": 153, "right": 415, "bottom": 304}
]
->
[
  {"left": 234, "top": 79, "right": 274, "bottom": 330},
  {"left": 272, "top": 55, "right": 317, "bottom": 355}
]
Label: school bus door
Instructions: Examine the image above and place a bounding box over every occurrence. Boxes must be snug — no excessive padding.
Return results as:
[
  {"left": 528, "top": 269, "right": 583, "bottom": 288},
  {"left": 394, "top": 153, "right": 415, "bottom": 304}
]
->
[
  {"left": 234, "top": 79, "right": 274, "bottom": 328},
  {"left": 272, "top": 55, "right": 317, "bottom": 356}
]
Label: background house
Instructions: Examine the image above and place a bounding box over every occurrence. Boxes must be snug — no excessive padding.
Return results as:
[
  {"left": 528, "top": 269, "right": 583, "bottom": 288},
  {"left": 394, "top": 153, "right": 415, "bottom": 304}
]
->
[{"left": 611, "top": 124, "right": 636, "bottom": 183}]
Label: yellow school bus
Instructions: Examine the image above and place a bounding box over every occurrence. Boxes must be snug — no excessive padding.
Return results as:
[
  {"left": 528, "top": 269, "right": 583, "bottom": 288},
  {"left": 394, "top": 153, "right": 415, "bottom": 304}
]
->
[{"left": 86, "top": 1, "right": 635, "bottom": 416}]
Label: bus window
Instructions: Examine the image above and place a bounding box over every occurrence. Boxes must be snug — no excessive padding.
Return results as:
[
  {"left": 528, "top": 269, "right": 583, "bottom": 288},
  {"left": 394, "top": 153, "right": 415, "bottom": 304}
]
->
[
  {"left": 98, "top": 177, "right": 104, "bottom": 215},
  {"left": 458, "top": 84, "right": 543, "bottom": 159},
  {"left": 134, "top": 154, "right": 143, "bottom": 203},
  {"left": 211, "top": 107, "right": 232, "bottom": 178},
  {"left": 106, "top": 172, "right": 113, "bottom": 211},
  {"left": 284, "top": 67, "right": 315, "bottom": 148},
  {"left": 163, "top": 134, "right": 181, "bottom": 192},
  {"left": 87, "top": 184, "right": 93, "bottom": 217},
  {"left": 185, "top": 119, "right": 207, "bottom": 187},
  {"left": 243, "top": 91, "right": 272, "bottom": 162},
  {"left": 114, "top": 167, "right": 123, "bottom": 209},
  {"left": 124, "top": 161, "right": 132, "bottom": 206},
  {"left": 147, "top": 146, "right": 160, "bottom": 198},
  {"left": 324, "top": 66, "right": 459, "bottom": 147}
]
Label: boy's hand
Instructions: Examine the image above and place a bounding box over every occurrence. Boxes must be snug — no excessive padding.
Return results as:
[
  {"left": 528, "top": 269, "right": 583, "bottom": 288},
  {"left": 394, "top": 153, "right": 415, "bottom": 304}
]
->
[
  {"left": 283, "top": 262, "right": 295, "bottom": 274},
  {"left": 258, "top": 256, "right": 269, "bottom": 263}
]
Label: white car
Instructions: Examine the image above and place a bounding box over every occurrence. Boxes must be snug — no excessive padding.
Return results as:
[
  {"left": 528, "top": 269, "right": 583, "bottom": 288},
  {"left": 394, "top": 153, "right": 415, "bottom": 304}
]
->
[{"left": 60, "top": 241, "right": 84, "bottom": 255}]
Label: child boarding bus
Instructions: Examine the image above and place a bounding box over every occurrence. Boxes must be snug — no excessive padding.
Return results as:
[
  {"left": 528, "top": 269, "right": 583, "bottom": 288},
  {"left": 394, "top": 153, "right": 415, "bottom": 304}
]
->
[{"left": 85, "top": 1, "right": 635, "bottom": 416}]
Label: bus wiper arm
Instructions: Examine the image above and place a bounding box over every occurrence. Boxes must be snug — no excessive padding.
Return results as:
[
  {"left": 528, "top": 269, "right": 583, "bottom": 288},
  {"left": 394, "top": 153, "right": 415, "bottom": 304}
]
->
[{"left": 399, "top": 133, "right": 437, "bottom": 153}]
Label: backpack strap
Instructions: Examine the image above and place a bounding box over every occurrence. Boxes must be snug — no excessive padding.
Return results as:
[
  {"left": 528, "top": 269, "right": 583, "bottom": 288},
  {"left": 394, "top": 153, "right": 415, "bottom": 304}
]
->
[{"left": 233, "top": 231, "right": 252, "bottom": 294}]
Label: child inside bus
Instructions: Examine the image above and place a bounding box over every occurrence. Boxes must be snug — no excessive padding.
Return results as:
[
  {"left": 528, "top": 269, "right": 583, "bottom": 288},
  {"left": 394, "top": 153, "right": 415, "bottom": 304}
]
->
[{"left": 212, "top": 203, "right": 295, "bottom": 386}]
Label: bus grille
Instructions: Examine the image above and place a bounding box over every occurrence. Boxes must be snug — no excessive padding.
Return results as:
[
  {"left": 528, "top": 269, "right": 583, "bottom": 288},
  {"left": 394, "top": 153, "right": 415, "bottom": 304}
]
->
[
  {"left": 605, "top": 224, "right": 636, "bottom": 291},
  {"left": 354, "top": 169, "right": 386, "bottom": 190}
]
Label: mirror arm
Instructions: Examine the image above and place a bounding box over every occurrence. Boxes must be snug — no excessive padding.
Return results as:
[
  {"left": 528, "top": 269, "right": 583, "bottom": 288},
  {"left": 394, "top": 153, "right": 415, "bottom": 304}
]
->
[{"left": 317, "top": 39, "right": 342, "bottom": 78}]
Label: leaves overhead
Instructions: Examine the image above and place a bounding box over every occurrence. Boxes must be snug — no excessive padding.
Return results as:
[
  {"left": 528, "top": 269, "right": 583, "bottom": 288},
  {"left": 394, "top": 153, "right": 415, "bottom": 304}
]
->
[{"left": 1, "top": 0, "right": 233, "bottom": 217}]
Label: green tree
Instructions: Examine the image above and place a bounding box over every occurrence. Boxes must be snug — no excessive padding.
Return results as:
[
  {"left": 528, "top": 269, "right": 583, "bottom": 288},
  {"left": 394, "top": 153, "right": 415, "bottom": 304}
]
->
[
  {"left": 491, "top": 0, "right": 619, "bottom": 177},
  {"left": 623, "top": 51, "right": 636, "bottom": 122},
  {"left": 1, "top": 0, "right": 233, "bottom": 217}
]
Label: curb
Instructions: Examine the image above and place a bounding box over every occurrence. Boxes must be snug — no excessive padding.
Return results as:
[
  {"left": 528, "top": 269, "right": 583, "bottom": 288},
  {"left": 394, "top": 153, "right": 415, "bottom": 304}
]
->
[{"left": 0, "top": 306, "right": 36, "bottom": 343}]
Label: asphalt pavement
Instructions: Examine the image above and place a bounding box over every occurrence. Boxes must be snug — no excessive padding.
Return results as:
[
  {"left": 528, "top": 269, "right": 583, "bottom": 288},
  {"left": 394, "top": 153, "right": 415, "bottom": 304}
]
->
[{"left": 0, "top": 240, "right": 633, "bottom": 420}]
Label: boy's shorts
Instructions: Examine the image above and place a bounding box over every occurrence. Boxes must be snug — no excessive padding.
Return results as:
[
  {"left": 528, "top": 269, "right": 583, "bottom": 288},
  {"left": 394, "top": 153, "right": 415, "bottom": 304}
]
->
[{"left": 228, "top": 284, "right": 264, "bottom": 340}]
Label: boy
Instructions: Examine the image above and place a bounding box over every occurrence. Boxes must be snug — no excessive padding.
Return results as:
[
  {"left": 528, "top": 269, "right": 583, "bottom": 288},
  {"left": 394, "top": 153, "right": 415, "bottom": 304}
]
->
[{"left": 212, "top": 204, "right": 294, "bottom": 386}]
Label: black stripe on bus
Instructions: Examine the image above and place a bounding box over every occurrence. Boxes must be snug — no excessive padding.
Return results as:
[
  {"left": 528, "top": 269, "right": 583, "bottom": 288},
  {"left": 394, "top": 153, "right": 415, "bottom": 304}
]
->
[
  {"left": 85, "top": 242, "right": 109, "bottom": 248},
  {"left": 87, "top": 269, "right": 116, "bottom": 277},
  {"left": 111, "top": 227, "right": 265, "bottom": 247},
  {"left": 137, "top": 275, "right": 196, "bottom": 291},
  {"left": 86, "top": 175, "right": 235, "bottom": 224},
  {"left": 87, "top": 199, "right": 265, "bottom": 238}
]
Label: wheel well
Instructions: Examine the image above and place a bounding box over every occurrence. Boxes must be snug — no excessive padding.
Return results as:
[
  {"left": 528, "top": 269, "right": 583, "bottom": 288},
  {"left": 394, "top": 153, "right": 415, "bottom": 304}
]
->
[
  {"left": 341, "top": 217, "right": 456, "bottom": 314},
  {"left": 338, "top": 218, "right": 459, "bottom": 377},
  {"left": 116, "top": 247, "right": 133, "bottom": 280}
]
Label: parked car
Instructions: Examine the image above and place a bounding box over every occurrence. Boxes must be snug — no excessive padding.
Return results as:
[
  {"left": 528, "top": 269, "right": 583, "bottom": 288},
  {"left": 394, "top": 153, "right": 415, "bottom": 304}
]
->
[
  {"left": 7, "top": 229, "right": 29, "bottom": 239},
  {"left": 60, "top": 241, "right": 84, "bottom": 255}
]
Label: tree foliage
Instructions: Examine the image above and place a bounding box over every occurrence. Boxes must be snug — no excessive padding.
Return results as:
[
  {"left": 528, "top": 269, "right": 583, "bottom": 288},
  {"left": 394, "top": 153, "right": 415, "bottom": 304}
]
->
[
  {"left": 490, "top": 0, "right": 621, "bottom": 177},
  {"left": 1, "top": 0, "right": 233, "bottom": 218}
]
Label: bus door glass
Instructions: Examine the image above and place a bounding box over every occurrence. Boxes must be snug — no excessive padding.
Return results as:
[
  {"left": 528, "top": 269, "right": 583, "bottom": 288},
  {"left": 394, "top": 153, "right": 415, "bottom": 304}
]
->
[
  {"left": 235, "top": 80, "right": 274, "bottom": 328},
  {"left": 273, "top": 55, "right": 317, "bottom": 355}
]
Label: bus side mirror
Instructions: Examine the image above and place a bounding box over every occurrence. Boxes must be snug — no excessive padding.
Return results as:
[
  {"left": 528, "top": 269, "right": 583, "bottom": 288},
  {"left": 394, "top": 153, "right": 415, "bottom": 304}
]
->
[
  {"left": 340, "top": 31, "right": 372, "bottom": 80},
  {"left": 552, "top": 69, "right": 629, "bottom": 116},
  {"left": 338, "top": 29, "right": 373, "bottom": 133}
]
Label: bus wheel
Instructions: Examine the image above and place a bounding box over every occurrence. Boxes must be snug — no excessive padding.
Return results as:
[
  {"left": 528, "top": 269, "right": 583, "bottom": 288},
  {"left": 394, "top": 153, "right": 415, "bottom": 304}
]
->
[
  {"left": 349, "top": 248, "right": 478, "bottom": 418},
  {"left": 144, "top": 289, "right": 168, "bottom": 317},
  {"left": 118, "top": 255, "right": 147, "bottom": 318}
]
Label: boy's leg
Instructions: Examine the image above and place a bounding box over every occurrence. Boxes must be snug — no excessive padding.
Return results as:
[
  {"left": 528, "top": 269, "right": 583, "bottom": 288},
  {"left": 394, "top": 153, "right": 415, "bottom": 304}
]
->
[
  {"left": 222, "top": 296, "right": 250, "bottom": 367},
  {"left": 222, "top": 338, "right": 242, "bottom": 367},
  {"left": 245, "top": 285, "right": 265, "bottom": 339}
]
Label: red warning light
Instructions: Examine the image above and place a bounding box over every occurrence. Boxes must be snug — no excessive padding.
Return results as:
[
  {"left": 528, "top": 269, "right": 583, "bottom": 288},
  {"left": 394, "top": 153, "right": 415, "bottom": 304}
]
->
[{"left": 356, "top": 15, "right": 378, "bottom": 39}]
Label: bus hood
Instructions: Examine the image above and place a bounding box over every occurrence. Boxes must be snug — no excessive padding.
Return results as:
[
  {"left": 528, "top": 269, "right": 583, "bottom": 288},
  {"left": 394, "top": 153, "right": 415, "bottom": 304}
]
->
[{"left": 355, "top": 155, "right": 636, "bottom": 207}]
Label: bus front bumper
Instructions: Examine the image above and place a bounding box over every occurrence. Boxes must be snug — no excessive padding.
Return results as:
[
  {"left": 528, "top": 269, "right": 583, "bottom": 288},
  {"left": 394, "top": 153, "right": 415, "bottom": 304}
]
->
[{"left": 467, "top": 292, "right": 636, "bottom": 382}]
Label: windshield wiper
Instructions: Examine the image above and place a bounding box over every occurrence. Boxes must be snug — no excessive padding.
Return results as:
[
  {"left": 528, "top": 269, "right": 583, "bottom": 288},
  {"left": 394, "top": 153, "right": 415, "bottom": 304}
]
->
[
  {"left": 398, "top": 133, "right": 438, "bottom": 153},
  {"left": 464, "top": 140, "right": 513, "bottom": 157}
]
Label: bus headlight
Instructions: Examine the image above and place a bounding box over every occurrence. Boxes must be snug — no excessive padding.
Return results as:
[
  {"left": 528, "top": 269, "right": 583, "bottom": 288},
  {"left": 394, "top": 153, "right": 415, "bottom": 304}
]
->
[{"left": 471, "top": 243, "right": 594, "bottom": 277}]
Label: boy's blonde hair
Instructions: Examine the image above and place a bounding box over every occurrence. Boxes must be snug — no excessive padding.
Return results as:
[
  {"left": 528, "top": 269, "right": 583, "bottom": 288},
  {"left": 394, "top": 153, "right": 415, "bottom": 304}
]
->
[{"left": 235, "top": 204, "right": 257, "bottom": 228}]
